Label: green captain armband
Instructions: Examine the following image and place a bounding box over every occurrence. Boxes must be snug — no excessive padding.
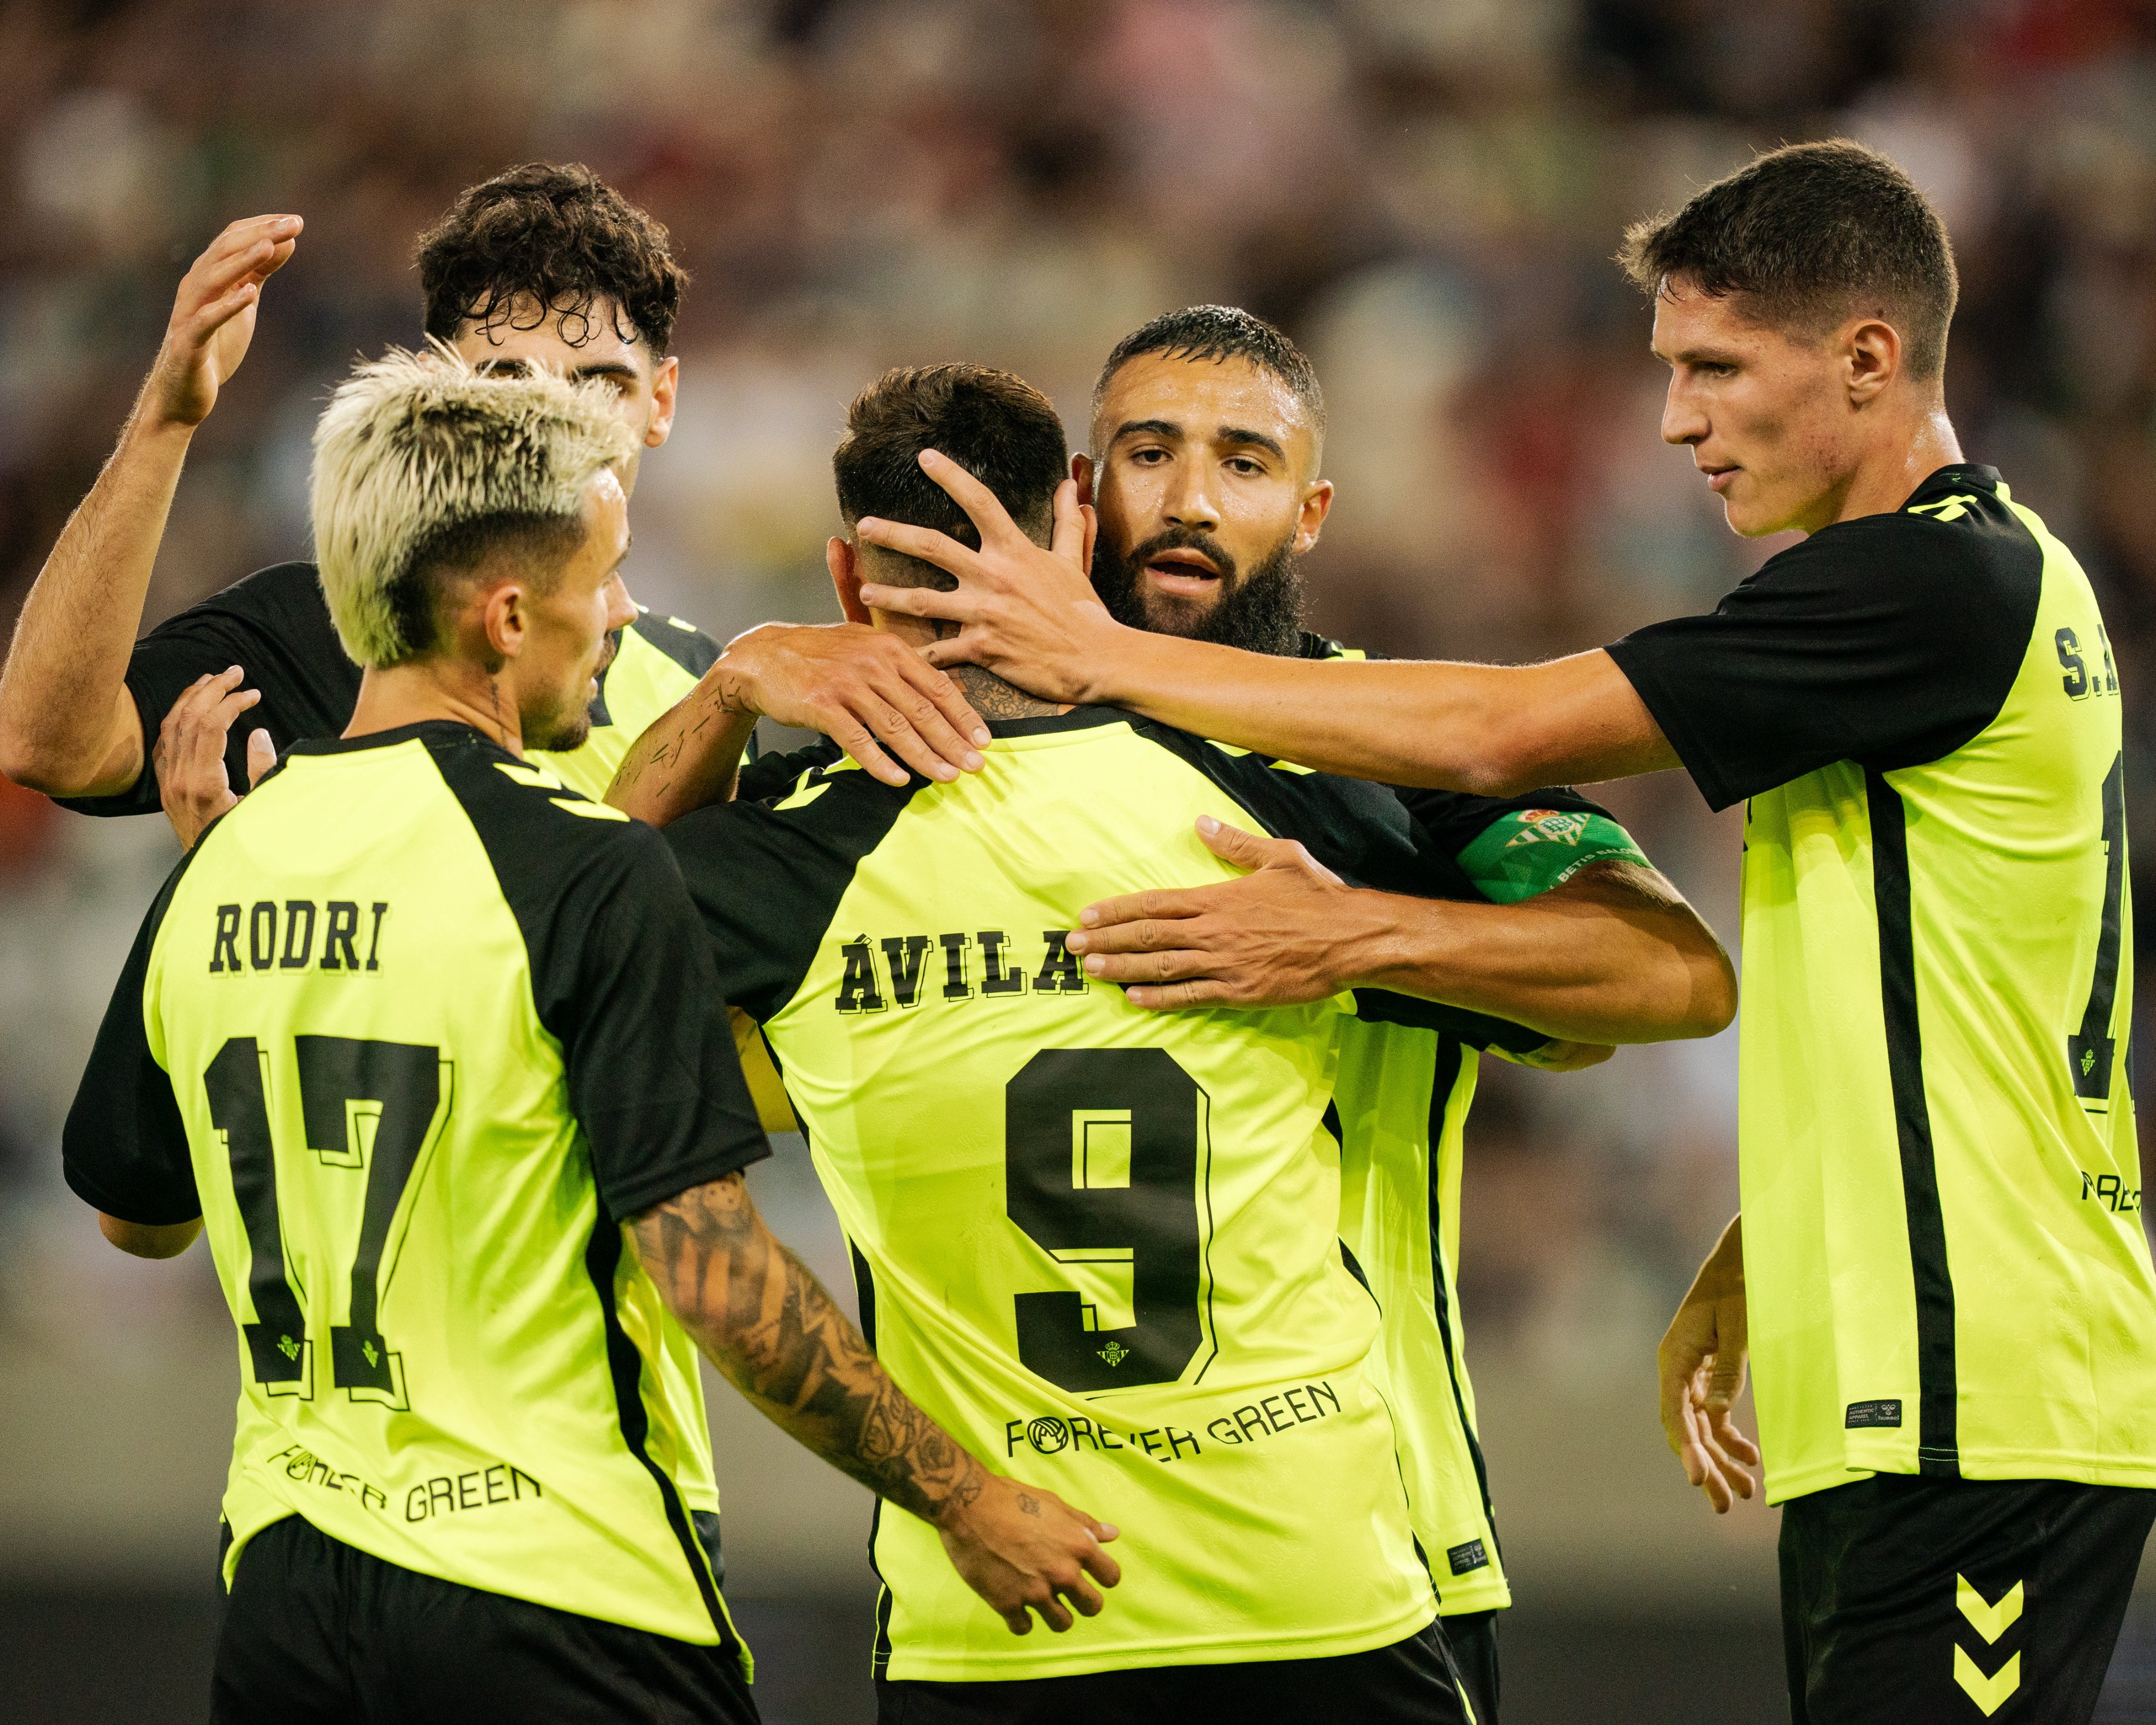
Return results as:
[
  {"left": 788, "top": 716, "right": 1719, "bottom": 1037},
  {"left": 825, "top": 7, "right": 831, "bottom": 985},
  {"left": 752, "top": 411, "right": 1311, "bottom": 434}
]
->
[{"left": 1456, "top": 807, "right": 1650, "bottom": 904}]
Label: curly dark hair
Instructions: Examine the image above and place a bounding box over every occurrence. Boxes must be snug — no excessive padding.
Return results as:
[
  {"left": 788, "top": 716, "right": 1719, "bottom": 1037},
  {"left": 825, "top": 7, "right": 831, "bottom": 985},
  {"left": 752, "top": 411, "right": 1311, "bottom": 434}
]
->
[{"left": 416, "top": 163, "right": 688, "bottom": 355}]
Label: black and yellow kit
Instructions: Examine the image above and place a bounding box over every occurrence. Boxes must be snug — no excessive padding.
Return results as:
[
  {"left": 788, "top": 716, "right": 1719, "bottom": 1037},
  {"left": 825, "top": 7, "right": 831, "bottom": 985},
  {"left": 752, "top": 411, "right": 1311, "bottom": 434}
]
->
[
  {"left": 63, "top": 721, "right": 768, "bottom": 1648},
  {"left": 675, "top": 705, "right": 1543, "bottom": 1689},
  {"left": 54, "top": 561, "right": 720, "bottom": 813},
  {"left": 1301, "top": 633, "right": 1650, "bottom": 1637},
  {"left": 1611, "top": 465, "right": 2155, "bottom": 1720}
]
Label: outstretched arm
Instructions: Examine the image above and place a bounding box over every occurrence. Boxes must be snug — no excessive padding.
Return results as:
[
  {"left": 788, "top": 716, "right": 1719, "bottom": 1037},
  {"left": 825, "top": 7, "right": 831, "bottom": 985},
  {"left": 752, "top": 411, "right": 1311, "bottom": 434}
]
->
[
  {"left": 1067, "top": 818, "right": 1736, "bottom": 1044},
  {"left": 0, "top": 215, "right": 300, "bottom": 796},
  {"left": 608, "top": 622, "right": 990, "bottom": 824},
  {"left": 629, "top": 1172, "right": 1120, "bottom": 1633},
  {"left": 853, "top": 451, "right": 1679, "bottom": 795}
]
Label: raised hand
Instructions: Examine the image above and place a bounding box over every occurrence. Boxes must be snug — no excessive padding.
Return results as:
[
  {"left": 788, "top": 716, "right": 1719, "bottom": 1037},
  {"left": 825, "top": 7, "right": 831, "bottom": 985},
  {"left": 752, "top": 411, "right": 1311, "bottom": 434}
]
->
[
  {"left": 153, "top": 666, "right": 272, "bottom": 849},
  {"left": 937, "top": 1473, "right": 1123, "bottom": 1636},
  {"left": 145, "top": 214, "right": 302, "bottom": 430},
  {"left": 854, "top": 450, "right": 1118, "bottom": 704},
  {"left": 1658, "top": 1214, "right": 1760, "bottom": 1513}
]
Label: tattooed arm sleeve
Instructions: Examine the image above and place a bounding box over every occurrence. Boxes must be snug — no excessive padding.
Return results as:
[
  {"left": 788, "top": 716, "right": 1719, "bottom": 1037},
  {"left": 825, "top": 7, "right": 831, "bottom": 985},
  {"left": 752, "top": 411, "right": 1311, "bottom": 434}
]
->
[{"left": 628, "top": 1172, "right": 987, "bottom": 1524}]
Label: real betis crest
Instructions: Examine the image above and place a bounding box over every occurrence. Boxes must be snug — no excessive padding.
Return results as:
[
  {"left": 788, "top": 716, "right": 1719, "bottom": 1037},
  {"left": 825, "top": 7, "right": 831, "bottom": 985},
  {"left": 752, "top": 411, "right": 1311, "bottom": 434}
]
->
[{"left": 1504, "top": 809, "right": 1589, "bottom": 848}]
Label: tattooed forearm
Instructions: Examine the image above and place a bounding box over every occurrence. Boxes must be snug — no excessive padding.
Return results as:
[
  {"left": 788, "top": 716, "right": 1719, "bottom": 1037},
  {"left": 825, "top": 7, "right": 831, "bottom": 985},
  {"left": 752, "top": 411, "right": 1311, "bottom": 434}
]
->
[
  {"left": 629, "top": 1174, "right": 986, "bottom": 1523},
  {"left": 604, "top": 682, "right": 756, "bottom": 826}
]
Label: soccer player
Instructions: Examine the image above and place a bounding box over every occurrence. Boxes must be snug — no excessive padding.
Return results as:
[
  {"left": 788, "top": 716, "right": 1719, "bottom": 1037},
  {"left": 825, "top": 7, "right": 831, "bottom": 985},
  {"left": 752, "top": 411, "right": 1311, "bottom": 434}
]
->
[
  {"left": 856, "top": 142, "right": 2156, "bottom": 1722},
  {"left": 60, "top": 351, "right": 1115, "bottom": 1722},
  {"left": 608, "top": 311, "right": 1733, "bottom": 1724},
  {"left": 632, "top": 361, "right": 1614, "bottom": 1722},
  {"left": 1061, "top": 304, "right": 1733, "bottom": 1721},
  {"left": 0, "top": 163, "right": 984, "bottom": 845}
]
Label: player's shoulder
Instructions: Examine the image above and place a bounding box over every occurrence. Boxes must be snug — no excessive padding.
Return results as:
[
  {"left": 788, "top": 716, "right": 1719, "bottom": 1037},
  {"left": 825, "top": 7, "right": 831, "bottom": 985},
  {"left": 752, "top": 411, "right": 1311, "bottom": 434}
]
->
[
  {"left": 1761, "top": 464, "right": 2039, "bottom": 603},
  {"left": 1125, "top": 714, "right": 1414, "bottom": 873},
  {"left": 623, "top": 607, "right": 721, "bottom": 679},
  {"left": 158, "top": 560, "right": 334, "bottom": 633},
  {"left": 736, "top": 734, "right": 847, "bottom": 804},
  {"left": 404, "top": 722, "right": 666, "bottom": 872}
]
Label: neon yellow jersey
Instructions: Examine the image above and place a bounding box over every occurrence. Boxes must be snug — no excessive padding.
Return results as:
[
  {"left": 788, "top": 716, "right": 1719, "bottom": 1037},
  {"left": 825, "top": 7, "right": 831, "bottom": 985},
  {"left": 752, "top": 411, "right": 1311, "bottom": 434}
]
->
[
  {"left": 63, "top": 722, "right": 768, "bottom": 1641},
  {"left": 54, "top": 563, "right": 719, "bottom": 818},
  {"left": 1303, "top": 632, "right": 1652, "bottom": 1615},
  {"left": 1611, "top": 465, "right": 2156, "bottom": 1502},
  {"left": 668, "top": 707, "right": 1552, "bottom": 1680}
]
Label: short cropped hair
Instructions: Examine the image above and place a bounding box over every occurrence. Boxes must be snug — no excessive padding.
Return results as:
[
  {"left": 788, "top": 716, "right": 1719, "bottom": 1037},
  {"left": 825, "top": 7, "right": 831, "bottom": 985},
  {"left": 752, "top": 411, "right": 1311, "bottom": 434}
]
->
[
  {"left": 311, "top": 346, "right": 634, "bottom": 669},
  {"left": 416, "top": 162, "right": 688, "bottom": 355},
  {"left": 833, "top": 365, "right": 1068, "bottom": 565},
  {"left": 1618, "top": 139, "right": 1959, "bottom": 380},
  {"left": 1093, "top": 305, "right": 1325, "bottom": 438}
]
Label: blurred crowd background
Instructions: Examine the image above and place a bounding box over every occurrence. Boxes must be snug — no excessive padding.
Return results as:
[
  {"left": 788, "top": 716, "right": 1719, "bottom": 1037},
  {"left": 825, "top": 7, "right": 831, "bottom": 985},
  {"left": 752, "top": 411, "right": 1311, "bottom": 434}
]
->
[{"left": 4, "top": 0, "right": 2156, "bottom": 1718}]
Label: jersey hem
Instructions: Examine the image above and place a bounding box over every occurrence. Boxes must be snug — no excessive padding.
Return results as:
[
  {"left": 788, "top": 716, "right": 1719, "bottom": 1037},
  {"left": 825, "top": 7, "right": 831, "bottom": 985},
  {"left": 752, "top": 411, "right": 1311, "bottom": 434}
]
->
[
  {"left": 880, "top": 1598, "right": 1436, "bottom": 1683},
  {"left": 1765, "top": 1448, "right": 2156, "bottom": 1505}
]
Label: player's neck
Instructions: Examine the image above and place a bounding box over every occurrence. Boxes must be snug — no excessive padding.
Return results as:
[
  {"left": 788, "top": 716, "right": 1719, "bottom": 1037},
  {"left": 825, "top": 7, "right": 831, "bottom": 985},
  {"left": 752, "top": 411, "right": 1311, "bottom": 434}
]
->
[
  {"left": 1815, "top": 400, "right": 1965, "bottom": 532},
  {"left": 947, "top": 662, "right": 1067, "bottom": 721},
  {"left": 347, "top": 660, "right": 527, "bottom": 756}
]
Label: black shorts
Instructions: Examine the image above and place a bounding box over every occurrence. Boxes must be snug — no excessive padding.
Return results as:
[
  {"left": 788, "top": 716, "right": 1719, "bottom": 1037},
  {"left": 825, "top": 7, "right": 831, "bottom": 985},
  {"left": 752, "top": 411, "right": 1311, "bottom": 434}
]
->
[
  {"left": 1443, "top": 1609, "right": 1501, "bottom": 1725},
  {"left": 211, "top": 1513, "right": 757, "bottom": 1725},
  {"left": 874, "top": 1620, "right": 1474, "bottom": 1724},
  {"left": 1780, "top": 1473, "right": 2156, "bottom": 1725}
]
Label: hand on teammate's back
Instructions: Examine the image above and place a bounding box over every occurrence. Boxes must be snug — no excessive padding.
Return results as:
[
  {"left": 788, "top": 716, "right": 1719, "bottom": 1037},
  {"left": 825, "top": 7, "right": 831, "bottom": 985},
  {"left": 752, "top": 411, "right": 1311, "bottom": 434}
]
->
[
  {"left": 146, "top": 214, "right": 302, "bottom": 431},
  {"left": 154, "top": 665, "right": 275, "bottom": 849},
  {"left": 855, "top": 450, "right": 1114, "bottom": 704}
]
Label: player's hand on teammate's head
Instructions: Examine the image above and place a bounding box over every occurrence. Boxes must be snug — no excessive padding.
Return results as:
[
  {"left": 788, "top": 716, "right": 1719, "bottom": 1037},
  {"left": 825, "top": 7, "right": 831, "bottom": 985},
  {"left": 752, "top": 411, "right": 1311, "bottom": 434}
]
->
[
  {"left": 855, "top": 450, "right": 1115, "bottom": 706},
  {"left": 1657, "top": 1261, "right": 1759, "bottom": 1514},
  {"left": 713, "top": 621, "right": 989, "bottom": 787},
  {"left": 147, "top": 214, "right": 303, "bottom": 431},
  {"left": 934, "top": 1470, "right": 1122, "bottom": 1636},
  {"left": 154, "top": 665, "right": 265, "bottom": 849}
]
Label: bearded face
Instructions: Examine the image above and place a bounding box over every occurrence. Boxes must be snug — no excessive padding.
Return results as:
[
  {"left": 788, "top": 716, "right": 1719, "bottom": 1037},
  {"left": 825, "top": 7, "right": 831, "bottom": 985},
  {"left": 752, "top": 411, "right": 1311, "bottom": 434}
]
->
[{"left": 1092, "top": 520, "right": 1306, "bottom": 656}]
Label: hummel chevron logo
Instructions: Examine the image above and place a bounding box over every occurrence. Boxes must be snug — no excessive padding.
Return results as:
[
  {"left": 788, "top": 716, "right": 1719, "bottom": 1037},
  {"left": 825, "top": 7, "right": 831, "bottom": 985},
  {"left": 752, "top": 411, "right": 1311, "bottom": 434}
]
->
[
  {"left": 1957, "top": 1574, "right": 2024, "bottom": 1643},
  {"left": 1953, "top": 1646, "right": 2020, "bottom": 1716}
]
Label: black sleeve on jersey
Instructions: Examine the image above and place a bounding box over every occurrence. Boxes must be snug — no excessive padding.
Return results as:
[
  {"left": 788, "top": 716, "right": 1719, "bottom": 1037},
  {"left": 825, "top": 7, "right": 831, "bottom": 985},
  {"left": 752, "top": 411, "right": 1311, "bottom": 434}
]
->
[
  {"left": 62, "top": 855, "right": 202, "bottom": 1225},
  {"left": 54, "top": 563, "right": 364, "bottom": 819},
  {"left": 664, "top": 760, "right": 917, "bottom": 1021},
  {"left": 1604, "top": 473, "right": 2043, "bottom": 812},
  {"left": 427, "top": 730, "right": 770, "bottom": 1219},
  {"left": 734, "top": 734, "right": 845, "bottom": 804},
  {"left": 1394, "top": 783, "right": 1612, "bottom": 860},
  {"left": 1350, "top": 988, "right": 1553, "bottom": 1054}
]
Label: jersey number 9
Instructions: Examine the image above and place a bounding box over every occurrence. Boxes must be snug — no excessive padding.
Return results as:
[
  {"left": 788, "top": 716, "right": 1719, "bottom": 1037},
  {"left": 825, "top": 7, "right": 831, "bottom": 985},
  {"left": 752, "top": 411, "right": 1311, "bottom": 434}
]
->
[{"left": 1004, "top": 1048, "right": 1213, "bottom": 1393}]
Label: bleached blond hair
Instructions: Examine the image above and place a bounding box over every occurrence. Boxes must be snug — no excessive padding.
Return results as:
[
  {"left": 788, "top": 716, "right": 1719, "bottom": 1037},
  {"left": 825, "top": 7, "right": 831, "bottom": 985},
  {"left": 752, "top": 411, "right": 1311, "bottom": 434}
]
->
[{"left": 310, "top": 343, "right": 635, "bottom": 668}]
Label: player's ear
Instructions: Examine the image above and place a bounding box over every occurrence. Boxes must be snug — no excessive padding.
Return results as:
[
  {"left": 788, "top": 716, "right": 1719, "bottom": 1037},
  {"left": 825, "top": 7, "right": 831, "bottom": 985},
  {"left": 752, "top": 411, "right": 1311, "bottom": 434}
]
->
[
  {"left": 644, "top": 353, "right": 680, "bottom": 448},
  {"left": 1071, "top": 452, "right": 1096, "bottom": 508},
  {"left": 827, "top": 536, "right": 872, "bottom": 626},
  {"left": 477, "top": 578, "right": 526, "bottom": 663},
  {"left": 1294, "top": 479, "right": 1335, "bottom": 555},
  {"left": 1845, "top": 318, "right": 1898, "bottom": 406}
]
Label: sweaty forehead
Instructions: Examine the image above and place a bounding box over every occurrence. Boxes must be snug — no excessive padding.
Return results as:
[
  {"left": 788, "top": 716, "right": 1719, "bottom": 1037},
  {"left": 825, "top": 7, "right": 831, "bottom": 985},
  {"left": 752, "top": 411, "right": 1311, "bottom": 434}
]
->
[{"left": 1093, "top": 353, "right": 1316, "bottom": 462}]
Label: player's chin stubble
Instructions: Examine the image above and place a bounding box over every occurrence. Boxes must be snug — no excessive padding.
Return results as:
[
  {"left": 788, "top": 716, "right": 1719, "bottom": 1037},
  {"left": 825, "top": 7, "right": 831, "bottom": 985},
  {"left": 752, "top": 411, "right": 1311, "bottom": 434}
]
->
[{"left": 1094, "top": 525, "right": 1306, "bottom": 657}]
